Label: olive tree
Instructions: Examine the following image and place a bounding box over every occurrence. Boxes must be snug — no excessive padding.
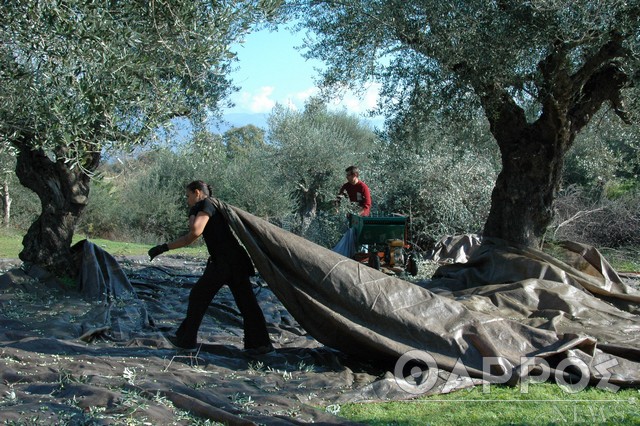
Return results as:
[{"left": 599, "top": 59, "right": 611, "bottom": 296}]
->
[
  {"left": 180, "top": 126, "right": 291, "bottom": 219},
  {"left": 223, "top": 124, "right": 266, "bottom": 158},
  {"left": 370, "top": 112, "right": 500, "bottom": 248},
  {"left": 288, "top": 0, "right": 640, "bottom": 248},
  {"left": 564, "top": 109, "right": 640, "bottom": 195},
  {"left": 0, "top": 0, "right": 280, "bottom": 275},
  {"left": 80, "top": 145, "right": 212, "bottom": 243},
  {"left": 267, "top": 99, "right": 378, "bottom": 236}
]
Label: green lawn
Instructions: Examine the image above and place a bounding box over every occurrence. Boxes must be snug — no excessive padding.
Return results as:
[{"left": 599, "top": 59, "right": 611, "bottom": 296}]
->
[
  {"left": 338, "top": 383, "right": 639, "bottom": 425},
  {"left": 80, "top": 237, "right": 208, "bottom": 258},
  {"left": 0, "top": 227, "right": 24, "bottom": 258},
  {"left": 0, "top": 228, "right": 207, "bottom": 259}
]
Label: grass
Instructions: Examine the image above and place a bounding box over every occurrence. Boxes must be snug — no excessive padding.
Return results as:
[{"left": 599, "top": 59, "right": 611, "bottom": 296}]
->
[
  {"left": 0, "top": 227, "right": 24, "bottom": 259},
  {"left": 542, "top": 241, "right": 640, "bottom": 274},
  {"left": 0, "top": 228, "right": 208, "bottom": 259},
  {"left": 599, "top": 246, "right": 640, "bottom": 273},
  {"left": 83, "top": 237, "right": 208, "bottom": 258},
  {"left": 338, "top": 383, "right": 640, "bottom": 425}
]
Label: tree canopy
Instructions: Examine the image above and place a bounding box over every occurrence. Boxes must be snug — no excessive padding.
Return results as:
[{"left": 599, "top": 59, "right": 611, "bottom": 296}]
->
[
  {"left": 0, "top": 0, "right": 280, "bottom": 274},
  {"left": 287, "top": 0, "right": 640, "bottom": 247},
  {"left": 268, "top": 99, "right": 378, "bottom": 236}
]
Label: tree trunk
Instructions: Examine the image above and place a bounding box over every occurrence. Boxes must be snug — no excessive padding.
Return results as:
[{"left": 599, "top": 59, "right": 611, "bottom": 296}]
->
[
  {"left": 479, "top": 84, "right": 572, "bottom": 248},
  {"left": 294, "top": 185, "right": 318, "bottom": 236},
  {"left": 465, "top": 36, "right": 628, "bottom": 249},
  {"left": 483, "top": 124, "right": 567, "bottom": 248},
  {"left": 293, "top": 172, "right": 331, "bottom": 236},
  {"left": 1, "top": 179, "right": 10, "bottom": 227},
  {"left": 15, "top": 145, "right": 99, "bottom": 277}
]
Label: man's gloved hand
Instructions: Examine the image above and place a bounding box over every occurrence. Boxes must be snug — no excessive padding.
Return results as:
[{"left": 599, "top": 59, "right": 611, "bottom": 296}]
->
[{"left": 148, "top": 243, "right": 169, "bottom": 261}]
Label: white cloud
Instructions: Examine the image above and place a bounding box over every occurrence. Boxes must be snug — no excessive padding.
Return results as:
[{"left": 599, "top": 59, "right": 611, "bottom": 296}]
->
[
  {"left": 231, "top": 83, "right": 382, "bottom": 118},
  {"left": 283, "top": 83, "right": 381, "bottom": 115},
  {"left": 251, "top": 86, "right": 277, "bottom": 113},
  {"left": 291, "top": 87, "right": 319, "bottom": 109},
  {"left": 328, "top": 83, "right": 381, "bottom": 114},
  {"left": 235, "top": 86, "right": 277, "bottom": 113}
]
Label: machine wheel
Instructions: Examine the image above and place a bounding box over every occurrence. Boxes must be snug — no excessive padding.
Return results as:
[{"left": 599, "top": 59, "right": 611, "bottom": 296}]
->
[
  {"left": 405, "top": 254, "right": 418, "bottom": 276},
  {"left": 368, "top": 252, "right": 381, "bottom": 270}
]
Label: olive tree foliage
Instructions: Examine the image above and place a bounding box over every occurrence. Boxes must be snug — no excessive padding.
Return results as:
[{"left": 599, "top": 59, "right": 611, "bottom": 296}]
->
[
  {"left": 181, "top": 126, "right": 292, "bottom": 219},
  {"left": 217, "top": 124, "right": 293, "bottom": 219},
  {"left": 0, "top": 0, "right": 280, "bottom": 275},
  {"left": 223, "top": 124, "right": 266, "bottom": 158},
  {"left": 286, "top": 0, "right": 640, "bottom": 249},
  {"left": 368, "top": 112, "right": 500, "bottom": 249},
  {"left": 79, "top": 149, "right": 192, "bottom": 243},
  {"left": 563, "top": 109, "right": 640, "bottom": 196},
  {"left": 550, "top": 109, "right": 640, "bottom": 247},
  {"left": 267, "top": 98, "right": 378, "bottom": 240},
  {"left": 80, "top": 124, "right": 292, "bottom": 243},
  {"left": 121, "top": 150, "right": 199, "bottom": 241}
]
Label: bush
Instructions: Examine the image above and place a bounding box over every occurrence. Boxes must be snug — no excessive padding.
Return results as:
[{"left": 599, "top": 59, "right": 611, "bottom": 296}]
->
[
  {"left": 0, "top": 164, "right": 40, "bottom": 231},
  {"left": 77, "top": 149, "right": 190, "bottom": 243},
  {"left": 367, "top": 133, "right": 498, "bottom": 249},
  {"left": 551, "top": 186, "right": 640, "bottom": 247}
]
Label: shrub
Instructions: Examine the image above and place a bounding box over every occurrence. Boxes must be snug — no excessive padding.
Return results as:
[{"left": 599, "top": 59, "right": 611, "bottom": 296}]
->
[{"left": 551, "top": 186, "right": 640, "bottom": 247}]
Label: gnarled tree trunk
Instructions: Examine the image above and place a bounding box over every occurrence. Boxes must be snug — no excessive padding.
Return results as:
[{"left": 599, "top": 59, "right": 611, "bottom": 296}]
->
[
  {"left": 15, "top": 144, "right": 99, "bottom": 278},
  {"left": 483, "top": 121, "right": 569, "bottom": 248},
  {"left": 293, "top": 171, "right": 331, "bottom": 237},
  {"left": 478, "top": 38, "right": 629, "bottom": 248},
  {"left": 477, "top": 83, "right": 571, "bottom": 248},
  {"left": 294, "top": 182, "right": 319, "bottom": 237}
]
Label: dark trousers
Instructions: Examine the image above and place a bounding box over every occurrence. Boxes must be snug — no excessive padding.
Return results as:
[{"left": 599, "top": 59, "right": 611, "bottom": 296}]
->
[{"left": 175, "top": 256, "right": 271, "bottom": 350}]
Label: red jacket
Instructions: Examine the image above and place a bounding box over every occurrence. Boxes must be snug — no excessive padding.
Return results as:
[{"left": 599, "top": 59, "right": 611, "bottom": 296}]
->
[{"left": 338, "top": 180, "right": 371, "bottom": 216}]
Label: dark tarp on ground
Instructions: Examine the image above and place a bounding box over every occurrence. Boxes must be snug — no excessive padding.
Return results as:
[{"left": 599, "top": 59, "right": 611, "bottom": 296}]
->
[
  {"left": 0, "top": 245, "right": 371, "bottom": 424},
  {"left": 1, "top": 199, "right": 639, "bottom": 424}
]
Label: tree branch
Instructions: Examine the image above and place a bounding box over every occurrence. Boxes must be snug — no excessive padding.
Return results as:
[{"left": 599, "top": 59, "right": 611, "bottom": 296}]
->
[
  {"left": 569, "top": 63, "right": 630, "bottom": 133},
  {"left": 553, "top": 206, "right": 606, "bottom": 239},
  {"left": 475, "top": 82, "right": 528, "bottom": 145},
  {"left": 571, "top": 32, "right": 628, "bottom": 90}
]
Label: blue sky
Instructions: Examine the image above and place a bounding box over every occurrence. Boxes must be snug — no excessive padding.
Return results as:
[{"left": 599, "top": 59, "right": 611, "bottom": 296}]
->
[{"left": 227, "top": 26, "right": 381, "bottom": 119}]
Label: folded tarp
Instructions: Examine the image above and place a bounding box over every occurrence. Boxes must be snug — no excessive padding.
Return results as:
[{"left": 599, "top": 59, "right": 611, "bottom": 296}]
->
[
  {"left": 73, "top": 239, "right": 153, "bottom": 341},
  {"left": 212, "top": 198, "right": 640, "bottom": 391}
]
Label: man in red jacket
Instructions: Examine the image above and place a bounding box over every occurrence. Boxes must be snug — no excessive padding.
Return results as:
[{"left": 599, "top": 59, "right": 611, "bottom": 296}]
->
[{"left": 336, "top": 165, "right": 372, "bottom": 216}]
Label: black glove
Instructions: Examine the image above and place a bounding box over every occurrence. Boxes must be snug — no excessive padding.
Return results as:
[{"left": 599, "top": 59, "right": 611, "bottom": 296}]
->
[{"left": 148, "top": 243, "right": 169, "bottom": 261}]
